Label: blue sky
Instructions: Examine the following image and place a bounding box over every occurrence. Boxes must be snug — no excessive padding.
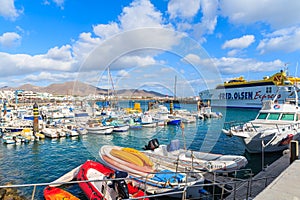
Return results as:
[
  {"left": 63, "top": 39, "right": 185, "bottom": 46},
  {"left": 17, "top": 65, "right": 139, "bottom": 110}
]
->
[{"left": 0, "top": 0, "right": 300, "bottom": 96}]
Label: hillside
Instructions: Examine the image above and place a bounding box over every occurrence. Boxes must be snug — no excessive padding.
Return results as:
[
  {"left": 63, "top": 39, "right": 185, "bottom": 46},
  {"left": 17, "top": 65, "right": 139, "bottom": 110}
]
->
[{"left": 7, "top": 81, "right": 166, "bottom": 97}]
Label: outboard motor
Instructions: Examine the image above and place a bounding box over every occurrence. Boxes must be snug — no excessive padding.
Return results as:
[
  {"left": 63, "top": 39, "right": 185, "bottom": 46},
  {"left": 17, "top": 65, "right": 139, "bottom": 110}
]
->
[
  {"left": 114, "top": 171, "right": 129, "bottom": 199},
  {"left": 143, "top": 138, "right": 160, "bottom": 150}
]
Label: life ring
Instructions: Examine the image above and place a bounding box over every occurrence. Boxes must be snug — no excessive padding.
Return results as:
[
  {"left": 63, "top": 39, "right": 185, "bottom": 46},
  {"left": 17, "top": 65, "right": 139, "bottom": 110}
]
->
[{"left": 274, "top": 104, "right": 280, "bottom": 110}]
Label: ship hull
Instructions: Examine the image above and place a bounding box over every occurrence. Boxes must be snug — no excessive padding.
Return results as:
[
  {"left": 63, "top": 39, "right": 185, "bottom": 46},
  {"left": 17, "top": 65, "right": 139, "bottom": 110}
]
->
[{"left": 199, "top": 85, "right": 297, "bottom": 109}]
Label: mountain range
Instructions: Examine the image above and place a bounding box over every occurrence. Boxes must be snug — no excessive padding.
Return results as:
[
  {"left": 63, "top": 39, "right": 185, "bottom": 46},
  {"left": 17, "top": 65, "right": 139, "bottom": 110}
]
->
[{"left": 3, "top": 81, "right": 166, "bottom": 97}]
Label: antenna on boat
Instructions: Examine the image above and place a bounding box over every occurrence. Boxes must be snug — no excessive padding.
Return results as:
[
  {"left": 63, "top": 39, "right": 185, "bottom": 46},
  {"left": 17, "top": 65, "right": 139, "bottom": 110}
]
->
[
  {"left": 284, "top": 63, "right": 289, "bottom": 76},
  {"left": 296, "top": 62, "right": 298, "bottom": 78}
]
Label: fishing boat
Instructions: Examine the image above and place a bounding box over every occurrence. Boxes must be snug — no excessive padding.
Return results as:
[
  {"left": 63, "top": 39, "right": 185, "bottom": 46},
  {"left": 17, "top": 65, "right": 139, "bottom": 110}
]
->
[
  {"left": 128, "top": 118, "right": 142, "bottom": 129},
  {"left": 77, "top": 160, "right": 148, "bottom": 200},
  {"left": 141, "top": 113, "right": 157, "bottom": 128},
  {"left": 61, "top": 123, "right": 79, "bottom": 137},
  {"left": 99, "top": 145, "right": 206, "bottom": 199},
  {"left": 112, "top": 124, "right": 130, "bottom": 132},
  {"left": 143, "top": 139, "right": 248, "bottom": 173},
  {"left": 85, "top": 125, "right": 114, "bottom": 135},
  {"left": 44, "top": 186, "right": 79, "bottom": 200},
  {"left": 76, "top": 127, "right": 88, "bottom": 135},
  {"left": 166, "top": 117, "right": 181, "bottom": 125},
  {"left": 41, "top": 127, "right": 61, "bottom": 138},
  {"left": 222, "top": 86, "right": 300, "bottom": 153},
  {"left": 199, "top": 70, "right": 300, "bottom": 109},
  {"left": 85, "top": 119, "right": 114, "bottom": 135}
]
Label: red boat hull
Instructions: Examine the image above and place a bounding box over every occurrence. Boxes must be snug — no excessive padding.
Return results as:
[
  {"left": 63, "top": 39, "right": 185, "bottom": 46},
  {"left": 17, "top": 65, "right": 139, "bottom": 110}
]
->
[
  {"left": 44, "top": 186, "right": 80, "bottom": 200},
  {"left": 77, "top": 160, "right": 114, "bottom": 199},
  {"left": 77, "top": 160, "right": 149, "bottom": 200}
]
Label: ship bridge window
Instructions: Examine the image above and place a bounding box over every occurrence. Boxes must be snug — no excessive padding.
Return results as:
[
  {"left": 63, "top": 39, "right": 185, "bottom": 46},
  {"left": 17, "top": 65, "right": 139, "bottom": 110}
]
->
[
  {"left": 280, "top": 113, "right": 295, "bottom": 121},
  {"left": 257, "top": 113, "right": 268, "bottom": 119},
  {"left": 267, "top": 113, "right": 280, "bottom": 120}
]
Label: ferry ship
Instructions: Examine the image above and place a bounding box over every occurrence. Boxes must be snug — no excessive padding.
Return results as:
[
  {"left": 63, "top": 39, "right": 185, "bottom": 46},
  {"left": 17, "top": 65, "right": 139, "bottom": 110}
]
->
[{"left": 199, "top": 70, "right": 300, "bottom": 109}]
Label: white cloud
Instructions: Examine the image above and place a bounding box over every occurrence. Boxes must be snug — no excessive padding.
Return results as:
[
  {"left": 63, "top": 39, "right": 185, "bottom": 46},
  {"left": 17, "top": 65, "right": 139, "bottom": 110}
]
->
[
  {"left": 222, "top": 35, "right": 255, "bottom": 49},
  {"left": 182, "top": 54, "right": 202, "bottom": 65},
  {"left": 192, "top": 0, "right": 218, "bottom": 40},
  {"left": 80, "top": 27, "right": 182, "bottom": 73},
  {"left": 20, "top": 71, "right": 77, "bottom": 83},
  {"left": 213, "top": 57, "right": 284, "bottom": 74},
  {"left": 112, "top": 55, "right": 156, "bottom": 69},
  {"left": 46, "top": 45, "right": 73, "bottom": 61},
  {"left": 220, "top": 0, "right": 300, "bottom": 29},
  {"left": 168, "top": 0, "right": 201, "bottom": 19},
  {"left": 119, "top": 0, "right": 164, "bottom": 30},
  {"left": 93, "top": 23, "right": 120, "bottom": 39},
  {"left": 52, "top": 0, "right": 64, "bottom": 9},
  {"left": 0, "top": 0, "right": 21, "bottom": 20},
  {"left": 74, "top": 0, "right": 178, "bottom": 71},
  {"left": 182, "top": 54, "right": 285, "bottom": 75},
  {"left": 0, "top": 32, "right": 21, "bottom": 47},
  {"left": 117, "top": 69, "right": 130, "bottom": 78},
  {"left": 257, "top": 26, "right": 300, "bottom": 54},
  {"left": 72, "top": 32, "right": 101, "bottom": 64},
  {"left": 227, "top": 49, "right": 240, "bottom": 57},
  {"left": 0, "top": 51, "right": 74, "bottom": 77}
]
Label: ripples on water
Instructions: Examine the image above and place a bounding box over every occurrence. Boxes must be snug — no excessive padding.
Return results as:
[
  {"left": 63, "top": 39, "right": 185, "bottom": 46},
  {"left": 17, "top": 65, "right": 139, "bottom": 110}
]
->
[{"left": 0, "top": 105, "right": 281, "bottom": 199}]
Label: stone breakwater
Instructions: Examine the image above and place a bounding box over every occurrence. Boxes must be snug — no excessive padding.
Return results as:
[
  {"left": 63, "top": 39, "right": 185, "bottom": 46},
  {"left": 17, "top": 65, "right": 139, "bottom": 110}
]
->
[{"left": 0, "top": 183, "right": 26, "bottom": 200}]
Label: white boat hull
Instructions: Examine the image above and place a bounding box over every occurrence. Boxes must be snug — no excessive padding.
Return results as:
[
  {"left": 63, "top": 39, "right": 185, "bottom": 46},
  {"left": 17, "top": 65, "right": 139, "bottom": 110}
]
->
[
  {"left": 99, "top": 145, "right": 206, "bottom": 199},
  {"left": 86, "top": 126, "right": 114, "bottom": 135},
  {"left": 200, "top": 85, "right": 299, "bottom": 109},
  {"left": 113, "top": 125, "right": 129, "bottom": 132}
]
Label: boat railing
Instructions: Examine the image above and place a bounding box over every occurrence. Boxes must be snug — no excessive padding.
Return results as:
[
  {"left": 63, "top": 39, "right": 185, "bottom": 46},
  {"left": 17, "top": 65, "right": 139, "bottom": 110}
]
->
[
  {"left": 224, "top": 120, "right": 300, "bottom": 134},
  {"left": 0, "top": 171, "right": 279, "bottom": 200},
  {"left": 223, "top": 121, "right": 252, "bottom": 132}
]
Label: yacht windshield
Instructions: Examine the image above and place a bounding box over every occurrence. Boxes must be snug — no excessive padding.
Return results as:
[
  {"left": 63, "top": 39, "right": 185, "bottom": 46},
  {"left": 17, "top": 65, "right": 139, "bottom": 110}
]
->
[
  {"left": 257, "top": 113, "right": 268, "bottom": 119},
  {"left": 280, "top": 113, "right": 294, "bottom": 121},
  {"left": 267, "top": 113, "right": 280, "bottom": 120}
]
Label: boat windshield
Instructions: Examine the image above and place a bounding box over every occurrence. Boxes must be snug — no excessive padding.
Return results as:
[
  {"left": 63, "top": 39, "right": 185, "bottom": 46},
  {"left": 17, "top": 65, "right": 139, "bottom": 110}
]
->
[
  {"left": 280, "top": 113, "right": 295, "bottom": 121},
  {"left": 267, "top": 113, "right": 280, "bottom": 120},
  {"left": 257, "top": 113, "right": 268, "bottom": 119}
]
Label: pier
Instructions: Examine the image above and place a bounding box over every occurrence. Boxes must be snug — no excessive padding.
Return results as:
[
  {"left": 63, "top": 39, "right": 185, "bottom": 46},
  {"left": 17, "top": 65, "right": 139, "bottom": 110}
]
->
[{"left": 224, "top": 142, "right": 299, "bottom": 199}]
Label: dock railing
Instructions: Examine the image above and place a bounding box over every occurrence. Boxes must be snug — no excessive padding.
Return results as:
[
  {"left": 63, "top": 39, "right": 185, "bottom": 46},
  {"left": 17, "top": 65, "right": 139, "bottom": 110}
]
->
[{"left": 0, "top": 169, "right": 279, "bottom": 200}]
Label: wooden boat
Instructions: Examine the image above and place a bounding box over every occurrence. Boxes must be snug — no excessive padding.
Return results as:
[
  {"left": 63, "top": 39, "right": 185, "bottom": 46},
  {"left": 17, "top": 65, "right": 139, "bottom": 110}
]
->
[
  {"left": 99, "top": 145, "right": 206, "bottom": 199},
  {"left": 77, "top": 160, "right": 148, "bottom": 200},
  {"left": 44, "top": 186, "right": 79, "bottom": 200}
]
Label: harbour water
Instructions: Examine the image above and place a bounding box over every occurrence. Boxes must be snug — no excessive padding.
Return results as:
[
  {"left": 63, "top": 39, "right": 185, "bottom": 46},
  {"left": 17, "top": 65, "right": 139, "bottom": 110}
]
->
[{"left": 0, "top": 102, "right": 282, "bottom": 199}]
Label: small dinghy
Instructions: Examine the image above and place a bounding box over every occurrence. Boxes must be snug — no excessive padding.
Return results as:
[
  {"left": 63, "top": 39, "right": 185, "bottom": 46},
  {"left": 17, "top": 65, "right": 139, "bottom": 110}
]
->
[
  {"left": 77, "top": 160, "right": 148, "bottom": 200},
  {"left": 143, "top": 139, "right": 248, "bottom": 173},
  {"left": 99, "top": 145, "right": 206, "bottom": 199},
  {"left": 44, "top": 186, "right": 79, "bottom": 200}
]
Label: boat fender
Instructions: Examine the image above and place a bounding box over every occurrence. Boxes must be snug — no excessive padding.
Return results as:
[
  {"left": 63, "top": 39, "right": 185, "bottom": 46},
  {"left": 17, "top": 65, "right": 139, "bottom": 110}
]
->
[{"left": 199, "top": 188, "right": 209, "bottom": 195}]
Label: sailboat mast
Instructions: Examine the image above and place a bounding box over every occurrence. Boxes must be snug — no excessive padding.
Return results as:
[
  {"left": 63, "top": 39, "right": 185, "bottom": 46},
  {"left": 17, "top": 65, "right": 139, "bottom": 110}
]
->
[
  {"left": 174, "top": 75, "right": 177, "bottom": 100},
  {"left": 107, "top": 67, "right": 110, "bottom": 98}
]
